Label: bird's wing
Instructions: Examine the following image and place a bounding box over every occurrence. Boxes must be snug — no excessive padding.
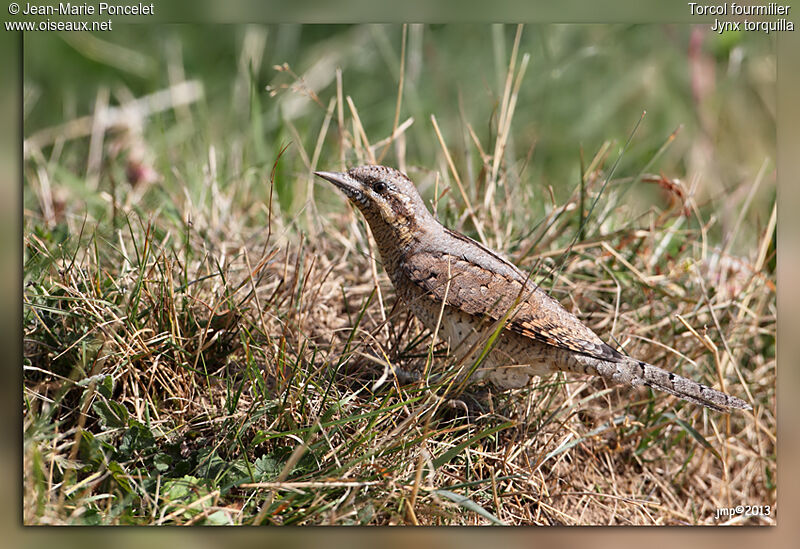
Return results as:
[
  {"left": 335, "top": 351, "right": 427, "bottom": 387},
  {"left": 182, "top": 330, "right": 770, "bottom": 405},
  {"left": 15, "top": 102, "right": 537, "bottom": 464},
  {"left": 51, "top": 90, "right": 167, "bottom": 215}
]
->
[{"left": 400, "top": 249, "right": 623, "bottom": 362}]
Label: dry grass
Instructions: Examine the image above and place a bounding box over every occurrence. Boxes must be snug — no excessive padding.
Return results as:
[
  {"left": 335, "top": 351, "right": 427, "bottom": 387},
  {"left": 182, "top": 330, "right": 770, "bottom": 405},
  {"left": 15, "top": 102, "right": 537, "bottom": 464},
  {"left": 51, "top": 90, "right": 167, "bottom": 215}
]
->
[{"left": 23, "top": 24, "right": 775, "bottom": 525}]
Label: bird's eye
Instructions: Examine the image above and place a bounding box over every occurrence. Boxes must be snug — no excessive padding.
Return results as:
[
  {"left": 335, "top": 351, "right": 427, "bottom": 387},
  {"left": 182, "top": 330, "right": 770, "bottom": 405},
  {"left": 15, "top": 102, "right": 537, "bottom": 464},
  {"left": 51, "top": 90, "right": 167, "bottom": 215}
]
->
[{"left": 373, "top": 181, "right": 387, "bottom": 194}]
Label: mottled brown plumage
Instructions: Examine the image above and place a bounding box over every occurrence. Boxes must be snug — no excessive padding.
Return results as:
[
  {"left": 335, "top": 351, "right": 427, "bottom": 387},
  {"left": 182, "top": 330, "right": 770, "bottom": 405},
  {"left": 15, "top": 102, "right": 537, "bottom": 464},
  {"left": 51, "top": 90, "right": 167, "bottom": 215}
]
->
[{"left": 316, "top": 165, "right": 751, "bottom": 412}]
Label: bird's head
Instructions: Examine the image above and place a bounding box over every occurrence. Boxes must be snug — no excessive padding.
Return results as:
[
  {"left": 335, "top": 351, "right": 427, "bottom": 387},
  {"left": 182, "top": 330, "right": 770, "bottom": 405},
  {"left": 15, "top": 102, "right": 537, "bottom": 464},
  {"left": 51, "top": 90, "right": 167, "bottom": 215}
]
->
[{"left": 315, "top": 165, "right": 435, "bottom": 241}]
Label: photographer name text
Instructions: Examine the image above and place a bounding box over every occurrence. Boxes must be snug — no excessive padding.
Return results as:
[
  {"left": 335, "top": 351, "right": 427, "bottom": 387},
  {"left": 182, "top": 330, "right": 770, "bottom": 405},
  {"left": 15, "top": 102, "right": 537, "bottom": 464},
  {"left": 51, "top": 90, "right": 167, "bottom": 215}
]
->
[{"left": 21, "top": 2, "right": 154, "bottom": 15}]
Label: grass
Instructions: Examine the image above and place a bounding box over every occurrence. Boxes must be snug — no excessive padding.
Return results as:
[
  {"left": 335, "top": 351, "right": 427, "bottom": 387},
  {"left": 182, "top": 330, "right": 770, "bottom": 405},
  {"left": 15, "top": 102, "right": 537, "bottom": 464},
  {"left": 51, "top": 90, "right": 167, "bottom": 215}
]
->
[{"left": 23, "top": 24, "right": 775, "bottom": 525}]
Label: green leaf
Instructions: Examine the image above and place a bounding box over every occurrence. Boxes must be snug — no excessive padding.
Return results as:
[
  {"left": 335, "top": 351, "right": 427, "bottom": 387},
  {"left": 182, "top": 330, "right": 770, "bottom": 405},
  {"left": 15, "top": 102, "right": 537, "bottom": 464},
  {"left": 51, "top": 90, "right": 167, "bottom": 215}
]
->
[
  {"left": 435, "top": 489, "right": 506, "bottom": 525},
  {"left": 78, "top": 430, "right": 113, "bottom": 469},
  {"left": 119, "top": 421, "right": 156, "bottom": 457},
  {"left": 253, "top": 455, "right": 283, "bottom": 481},
  {"left": 357, "top": 501, "right": 375, "bottom": 525},
  {"left": 765, "top": 465, "right": 775, "bottom": 491},
  {"left": 99, "top": 374, "right": 114, "bottom": 399},
  {"left": 205, "top": 510, "right": 234, "bottom": 525},
  {"left": 662, "top": 412, "right": 722, "bottom": 461},
  {"left": 162, "top": 475, "right": 202, "bottom": 501},
  {"left": 159, "top": 476, "right": 212, "bottom": 522},
  {"left": 75, "top": 373, "right": 111, "bottom": 394},
  {"left": 79, "top": 508, "right": 103, "bottom": 525},
  {"left": 154, "top": 453, "right": 173, "bottom": 472},
  {"left": 92, "top": 399, "right": 129, "bottom": 429},
  {"left": 433, "top": 421, "right": 513, "bottom": 468},
  {"left": 108, "top": 460, "right": 132, "bottom": 494}
]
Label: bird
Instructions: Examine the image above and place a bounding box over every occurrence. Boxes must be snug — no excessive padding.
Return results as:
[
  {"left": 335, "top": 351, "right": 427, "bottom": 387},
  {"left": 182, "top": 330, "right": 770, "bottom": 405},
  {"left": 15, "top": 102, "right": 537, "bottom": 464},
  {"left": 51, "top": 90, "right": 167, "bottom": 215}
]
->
[{"left": 315, "top": 165, "right": 751, "bottom": 413}]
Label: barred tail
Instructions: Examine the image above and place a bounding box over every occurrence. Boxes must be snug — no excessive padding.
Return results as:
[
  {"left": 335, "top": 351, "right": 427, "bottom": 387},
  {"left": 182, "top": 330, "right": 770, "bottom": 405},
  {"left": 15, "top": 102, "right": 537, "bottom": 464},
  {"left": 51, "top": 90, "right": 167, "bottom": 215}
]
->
[{"left": 589, "top": 357, "right": 751, "bottom": 413}]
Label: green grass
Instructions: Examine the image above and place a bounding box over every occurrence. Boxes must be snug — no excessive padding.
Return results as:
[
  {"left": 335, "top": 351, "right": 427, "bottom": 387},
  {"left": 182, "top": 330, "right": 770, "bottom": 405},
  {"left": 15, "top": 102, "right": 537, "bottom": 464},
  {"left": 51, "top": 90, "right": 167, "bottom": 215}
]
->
[{"left": 23, "top": 24, "right": 775, "bottom": 525}]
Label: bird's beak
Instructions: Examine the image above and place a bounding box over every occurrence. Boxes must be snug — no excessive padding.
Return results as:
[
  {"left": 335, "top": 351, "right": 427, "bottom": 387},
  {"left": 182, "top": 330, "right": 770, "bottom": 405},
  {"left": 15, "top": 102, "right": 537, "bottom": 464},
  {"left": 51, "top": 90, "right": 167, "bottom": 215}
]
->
[{"left": 314, "top": 170, "right": 365, "bottom": 201}]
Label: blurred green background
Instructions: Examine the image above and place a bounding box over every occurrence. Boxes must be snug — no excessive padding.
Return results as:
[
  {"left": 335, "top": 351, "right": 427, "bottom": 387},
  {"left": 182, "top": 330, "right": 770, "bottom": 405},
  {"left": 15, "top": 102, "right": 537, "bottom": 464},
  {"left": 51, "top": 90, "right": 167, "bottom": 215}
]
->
[{"left": 23, "top": 24, "right": 775, "bottom": 254}]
